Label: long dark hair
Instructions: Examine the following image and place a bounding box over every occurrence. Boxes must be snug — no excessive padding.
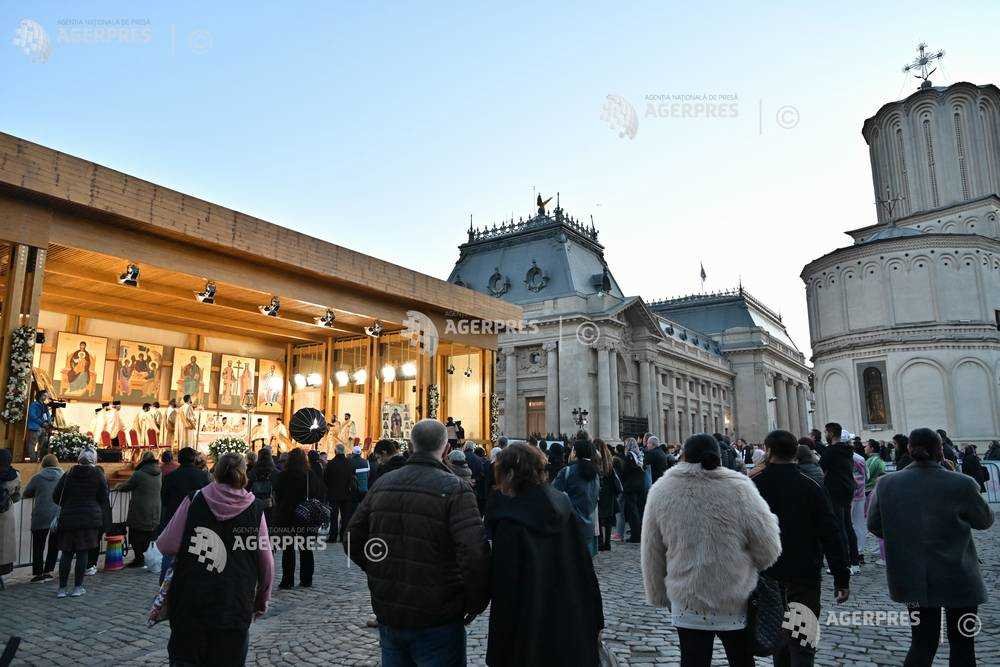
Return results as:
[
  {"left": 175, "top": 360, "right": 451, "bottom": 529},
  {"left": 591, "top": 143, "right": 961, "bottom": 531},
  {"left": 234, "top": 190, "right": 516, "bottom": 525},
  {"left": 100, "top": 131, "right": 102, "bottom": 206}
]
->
[
  {"left": 255, "top": 447, "right": 277, "bottom": 475},
  {"left": 286, "top": 447, "right": 308, "bottom": 473},
  {"left": 892, "top": 433, "right": 909, "bottom": 462}
]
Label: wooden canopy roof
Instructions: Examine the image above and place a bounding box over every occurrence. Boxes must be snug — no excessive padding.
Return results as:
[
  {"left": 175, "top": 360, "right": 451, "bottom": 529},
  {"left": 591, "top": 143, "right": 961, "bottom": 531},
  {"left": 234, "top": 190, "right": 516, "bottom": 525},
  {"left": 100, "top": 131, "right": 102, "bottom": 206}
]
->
[{"left": 0, "top": 132, "right": 521, "bottom": 346}]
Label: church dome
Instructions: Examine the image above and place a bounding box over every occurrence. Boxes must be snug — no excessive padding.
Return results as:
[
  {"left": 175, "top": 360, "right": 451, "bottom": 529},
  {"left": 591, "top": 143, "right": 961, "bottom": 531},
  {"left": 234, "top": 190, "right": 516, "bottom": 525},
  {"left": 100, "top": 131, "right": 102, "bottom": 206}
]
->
[{"left": 861, "top": 224, "right": 922, "bottom": 244}]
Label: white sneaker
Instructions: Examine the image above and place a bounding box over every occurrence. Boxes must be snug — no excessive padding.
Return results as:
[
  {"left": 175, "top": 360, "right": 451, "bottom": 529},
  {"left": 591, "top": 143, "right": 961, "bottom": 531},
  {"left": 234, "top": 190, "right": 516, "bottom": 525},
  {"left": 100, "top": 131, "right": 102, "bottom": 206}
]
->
[
  {"left": 57, "top": 588, "right": 68, "bottom": 598},
  {"left": 70, "top": 586, "right": 86, "bottom": 597},
  {"left": 849, "top": 565, "right": 861, "bottom": 575},
  {"left": 85, "top": 566, "right": 97, "bottom": 576}
]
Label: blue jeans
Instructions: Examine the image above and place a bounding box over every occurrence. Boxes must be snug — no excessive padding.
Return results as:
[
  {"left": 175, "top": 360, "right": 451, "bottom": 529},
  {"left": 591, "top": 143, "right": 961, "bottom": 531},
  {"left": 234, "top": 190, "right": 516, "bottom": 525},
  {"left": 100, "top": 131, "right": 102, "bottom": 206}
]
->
[{"left": 379, "top": 622, "right": 466, "bottom": 667}]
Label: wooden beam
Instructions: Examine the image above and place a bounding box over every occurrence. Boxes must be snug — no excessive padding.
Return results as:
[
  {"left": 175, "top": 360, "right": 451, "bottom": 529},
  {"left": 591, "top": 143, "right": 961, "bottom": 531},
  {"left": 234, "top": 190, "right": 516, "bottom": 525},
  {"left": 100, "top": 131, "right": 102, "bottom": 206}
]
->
[
  {"left": 41, "top": 295, "right": 313, "bottom": 344},
  {"left": 41, "top": 285, "right": 320, "bottom": 343},
  {"left": 44, "top": 260, "right": 366, "bottom": 337}
]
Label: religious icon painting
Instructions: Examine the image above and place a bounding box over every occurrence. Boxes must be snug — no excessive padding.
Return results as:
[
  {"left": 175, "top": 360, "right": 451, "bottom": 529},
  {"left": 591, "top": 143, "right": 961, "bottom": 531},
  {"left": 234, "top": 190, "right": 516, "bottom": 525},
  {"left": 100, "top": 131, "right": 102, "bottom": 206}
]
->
[
  {"left": 54, "top": 332, "right": 108, "bottom": 400},
  {"left": 115, "top": 340, "right": 165, "bottom": 404},
  {"left": 218, "top": 354, "right": 257, "bottom": 410},
  {"left": 171, "top": 348, "right": 213, "bottom": 406},
  {"left": 256, "top": 358, "right": 285, "bottom": 413}
]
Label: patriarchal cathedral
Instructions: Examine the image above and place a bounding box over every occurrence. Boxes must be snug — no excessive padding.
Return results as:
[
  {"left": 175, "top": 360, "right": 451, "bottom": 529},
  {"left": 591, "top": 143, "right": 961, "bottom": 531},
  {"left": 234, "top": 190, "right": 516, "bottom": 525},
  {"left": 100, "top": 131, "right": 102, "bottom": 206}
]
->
[
  {"left": 448, "top": 197, "right": 812, "bottom": 444},
  {"left": 802, "top": 51, "right": 1000, "bottom": 444}
]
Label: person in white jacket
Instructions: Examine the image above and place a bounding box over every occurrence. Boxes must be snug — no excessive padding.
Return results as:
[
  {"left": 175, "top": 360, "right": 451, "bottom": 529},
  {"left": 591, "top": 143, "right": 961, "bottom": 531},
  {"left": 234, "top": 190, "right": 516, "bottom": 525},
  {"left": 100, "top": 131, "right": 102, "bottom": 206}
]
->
[{"left": 641, "top": 433, "right": 782, "bottom": 667}]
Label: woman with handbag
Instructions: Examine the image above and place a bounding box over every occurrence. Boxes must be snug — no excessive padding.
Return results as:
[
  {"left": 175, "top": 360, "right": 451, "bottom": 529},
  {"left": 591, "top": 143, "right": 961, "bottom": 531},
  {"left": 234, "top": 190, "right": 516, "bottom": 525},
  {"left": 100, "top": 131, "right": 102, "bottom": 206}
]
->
[
  {"left": 273, "top": 447, "right": 326, "bottom": 589},
  {"left": 51, "top": 447, "right": 109, "bottom": 598},
  {"left": 641, "top": 433, "right": 781, "bottom": 667},
  {"left": 155, "top": 452, "right": 273, "bottom": 665}
]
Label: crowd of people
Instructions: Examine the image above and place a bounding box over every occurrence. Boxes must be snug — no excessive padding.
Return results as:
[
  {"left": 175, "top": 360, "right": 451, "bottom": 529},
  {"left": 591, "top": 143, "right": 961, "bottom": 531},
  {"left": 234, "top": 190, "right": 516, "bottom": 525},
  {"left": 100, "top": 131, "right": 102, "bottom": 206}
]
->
[{"left": 0, "top": 413, "right": 995, "bottom": 666}]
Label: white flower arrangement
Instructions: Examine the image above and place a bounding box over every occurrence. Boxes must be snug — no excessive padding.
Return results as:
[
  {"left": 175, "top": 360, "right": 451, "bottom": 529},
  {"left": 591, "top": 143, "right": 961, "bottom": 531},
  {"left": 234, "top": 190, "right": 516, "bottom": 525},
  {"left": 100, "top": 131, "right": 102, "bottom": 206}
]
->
[
  {"left": 489, "top": 393, "right": 501, "bottom": 445},
  {"left": 427, "top": 384, "right": 440, "bottom": 420},
  {"left": 49, "top": 428, "right": 97, "bottom": 462},
  {"left": 207, "top": 436, "right": 250, "bottom": 460},
  {"left": 2, "top": 326, "right": 36, "bottom": 423}
]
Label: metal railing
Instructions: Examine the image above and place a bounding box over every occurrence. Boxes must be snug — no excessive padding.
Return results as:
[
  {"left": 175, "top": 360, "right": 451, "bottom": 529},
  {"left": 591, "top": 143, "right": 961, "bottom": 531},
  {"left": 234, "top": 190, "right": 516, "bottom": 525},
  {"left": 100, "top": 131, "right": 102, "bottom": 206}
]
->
[{"left": 7, "top": 488, "right": 132, "bottom": 569}]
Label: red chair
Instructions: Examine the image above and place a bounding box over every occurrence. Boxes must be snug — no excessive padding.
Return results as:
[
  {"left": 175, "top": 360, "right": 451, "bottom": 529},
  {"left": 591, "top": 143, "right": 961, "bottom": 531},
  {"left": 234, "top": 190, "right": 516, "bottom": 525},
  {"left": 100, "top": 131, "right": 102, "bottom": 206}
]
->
[
  {"left": 100, "top": 431, "right": 112, "bottom": 447},
  {"left": 147, "top": 430, "right": 158, "bottom": 447},
  {"left": 129, "top": 430, "right": 140, "bottom": 448}
]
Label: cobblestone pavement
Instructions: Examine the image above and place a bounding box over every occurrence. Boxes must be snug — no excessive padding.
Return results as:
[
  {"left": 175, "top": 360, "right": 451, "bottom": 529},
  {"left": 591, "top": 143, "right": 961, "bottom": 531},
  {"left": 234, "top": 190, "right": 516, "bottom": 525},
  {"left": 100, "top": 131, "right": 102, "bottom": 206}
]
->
[{"left": 0, "top": 522, "right": 996, "bottom": 666}]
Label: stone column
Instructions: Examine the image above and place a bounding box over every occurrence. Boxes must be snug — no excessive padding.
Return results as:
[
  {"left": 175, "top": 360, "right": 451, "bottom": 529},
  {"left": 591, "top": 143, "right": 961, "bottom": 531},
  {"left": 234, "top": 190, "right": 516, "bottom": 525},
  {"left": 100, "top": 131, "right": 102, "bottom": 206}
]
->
[
  {"left": 773, "top": 375, "right": 789, "bottom": 432},
  {"left": 503, "top": 346, "right": 518, "bottom": 436},
  {"left": 639, "top": 357, "right": 653, "bottom": 427},
  {"left": 653, "top": 368, "right": 664, "bottom": 438},
  {"left": 597, "top": 343, "right": 612, "bottom": 440},
  {"left": 543, "top": 341, "right": 559, "bottom": 437},
  {"left": 786, "top": 381, "right": 800, "bottom": 436},
  {"left": 608, "top": 346, "right": 620, "bottom": 440},
  {"left": 796, "top": 383, "right": 809, "bottom": 435}
]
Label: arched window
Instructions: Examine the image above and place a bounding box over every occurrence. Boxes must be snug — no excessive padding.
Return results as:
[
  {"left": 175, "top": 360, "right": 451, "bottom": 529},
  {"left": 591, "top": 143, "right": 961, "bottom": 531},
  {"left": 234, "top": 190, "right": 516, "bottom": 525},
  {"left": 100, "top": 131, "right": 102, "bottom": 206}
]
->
[{"left": 863, "top": 366, "right": 888, "bottom": 424}]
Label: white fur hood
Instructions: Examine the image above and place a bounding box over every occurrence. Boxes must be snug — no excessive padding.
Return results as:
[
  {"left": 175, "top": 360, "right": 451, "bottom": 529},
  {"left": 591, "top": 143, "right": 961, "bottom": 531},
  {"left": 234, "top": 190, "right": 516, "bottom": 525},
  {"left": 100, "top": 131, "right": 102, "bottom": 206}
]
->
[{"left": 640, "top": 462, "right": 781, "bottom": 615}]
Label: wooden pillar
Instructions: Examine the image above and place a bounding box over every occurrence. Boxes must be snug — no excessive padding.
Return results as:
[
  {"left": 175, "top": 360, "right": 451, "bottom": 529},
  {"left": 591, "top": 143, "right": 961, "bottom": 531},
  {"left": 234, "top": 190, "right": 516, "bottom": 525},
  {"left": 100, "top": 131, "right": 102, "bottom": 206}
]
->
[
  {"left": 0, "top": 245, "right": 30, "bottom": 450},
  {"left": 282, "top": 344, "right": 293, "bottom": 425},
  {"left": 323, "top": 337, "right": 334, "bottom": 422},
  {"left": 365, "top": 337, "right": 376, "bottom": 442}
]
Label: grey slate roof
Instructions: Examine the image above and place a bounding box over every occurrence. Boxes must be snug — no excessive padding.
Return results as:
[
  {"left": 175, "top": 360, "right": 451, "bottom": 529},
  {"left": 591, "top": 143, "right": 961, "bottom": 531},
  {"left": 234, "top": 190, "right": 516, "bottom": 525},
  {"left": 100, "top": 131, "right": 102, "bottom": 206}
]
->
[
  {"left": 648, "top": 289, "right": 800, "bottom": 352},
  {"left": 447, "top": 209, "right": 624, "bottom": 304}
]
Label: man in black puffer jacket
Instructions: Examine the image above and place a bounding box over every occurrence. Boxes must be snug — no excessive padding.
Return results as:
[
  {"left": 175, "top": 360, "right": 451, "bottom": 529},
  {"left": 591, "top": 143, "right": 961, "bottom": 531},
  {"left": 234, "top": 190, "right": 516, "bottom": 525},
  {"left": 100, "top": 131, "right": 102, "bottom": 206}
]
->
[
  {"left": 819, "top": 422, "right": 859, "bottom": 570},
  {"left": 347, "top": 419, "right": 490, "bottom": 664},
  {"left": 159, "top": 447, "right": 212, "bottom": 530}
]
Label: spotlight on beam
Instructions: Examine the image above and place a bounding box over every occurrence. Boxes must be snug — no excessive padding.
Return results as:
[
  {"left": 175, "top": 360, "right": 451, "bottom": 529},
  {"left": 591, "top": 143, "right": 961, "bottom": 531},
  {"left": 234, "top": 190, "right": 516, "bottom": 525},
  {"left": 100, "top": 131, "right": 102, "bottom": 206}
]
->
[
  {"left": 315, "top": 309, "right": 336, "bottom": 327},
  {"left": 381, "top": 364, "right": 396, "bottom": 382},
  {"left": 365, "top": 320, "right": 383, "bottom": 337},
  {"left": 195, "top": 280, "right": 217, "bottom": 304},
  {"left": 259, "top": 296, "right": 280, "bottom": 317},
  {"left": 352, "top": 368, "right": 367, "bottom": 385},
  {"left": 118, "top": 263, "right": 140, "bottom": 287},
  {"left": 335, "top": 370, "right": 350, "bottom": 387}
]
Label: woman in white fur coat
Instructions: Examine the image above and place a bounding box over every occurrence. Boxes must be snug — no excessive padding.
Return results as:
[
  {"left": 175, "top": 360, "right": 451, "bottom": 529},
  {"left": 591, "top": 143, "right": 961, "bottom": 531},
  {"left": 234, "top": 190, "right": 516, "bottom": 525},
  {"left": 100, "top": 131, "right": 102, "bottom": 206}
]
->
[{"left": 641, "top": 433, "right": 782, "bottom": 667}]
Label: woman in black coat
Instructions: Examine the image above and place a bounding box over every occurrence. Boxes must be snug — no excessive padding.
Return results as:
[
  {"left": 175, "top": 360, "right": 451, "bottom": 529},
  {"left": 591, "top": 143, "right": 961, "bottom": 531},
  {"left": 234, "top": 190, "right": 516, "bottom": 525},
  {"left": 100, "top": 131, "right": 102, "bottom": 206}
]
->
[
  {"left": 272, "top": 447, "right": 326, "bottom": 589},
  {"left": 961, "top": 445, "right": 988, "bottom": 492},
  {"left": 594, "top": 439, "right": 622, "bottom": 551},
  {"left": 486, "top": 443, "right": 604, "bottom": 666},
  {"left": 52, "top": 447, "right": 109, "bottom": 597},
  {"left": 619, "top": 438, "right": 647, "bottom": 543}
]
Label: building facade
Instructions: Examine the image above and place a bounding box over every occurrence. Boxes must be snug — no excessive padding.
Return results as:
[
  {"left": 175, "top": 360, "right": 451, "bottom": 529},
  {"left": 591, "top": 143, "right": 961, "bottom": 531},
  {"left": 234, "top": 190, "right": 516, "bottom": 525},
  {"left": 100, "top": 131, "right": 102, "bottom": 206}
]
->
[
  {"left": 449, "top": 202, "right": 810, "bottom": 443},
  {"left": 802, "top": 81, "right": 1000, "bottom": 443}
]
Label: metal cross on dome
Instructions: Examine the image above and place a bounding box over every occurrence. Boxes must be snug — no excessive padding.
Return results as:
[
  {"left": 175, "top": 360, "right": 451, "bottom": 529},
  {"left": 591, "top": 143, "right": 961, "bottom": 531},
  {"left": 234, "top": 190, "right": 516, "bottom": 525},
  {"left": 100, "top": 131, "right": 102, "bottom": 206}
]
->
[
  {"left": 903, "top": 42, "right": 945, "bottom": 89},
  {"left": 876, "top": 186, "right": 906, "bottom": 220}
]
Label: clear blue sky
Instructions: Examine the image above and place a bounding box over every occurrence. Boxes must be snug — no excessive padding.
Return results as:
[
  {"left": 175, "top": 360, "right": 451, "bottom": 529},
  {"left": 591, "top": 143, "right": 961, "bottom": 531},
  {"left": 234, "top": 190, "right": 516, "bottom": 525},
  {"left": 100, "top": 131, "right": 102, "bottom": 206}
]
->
[{"left": 4, "top": 1, "right": 999, "bottom": 356}]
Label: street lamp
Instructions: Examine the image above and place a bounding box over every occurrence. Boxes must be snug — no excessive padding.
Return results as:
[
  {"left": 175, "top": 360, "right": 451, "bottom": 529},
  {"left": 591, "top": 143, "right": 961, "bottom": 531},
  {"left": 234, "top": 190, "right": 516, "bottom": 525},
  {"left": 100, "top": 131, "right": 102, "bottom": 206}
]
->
[{"left": 572, "top": 407, "right": 589, "bottom": 428}]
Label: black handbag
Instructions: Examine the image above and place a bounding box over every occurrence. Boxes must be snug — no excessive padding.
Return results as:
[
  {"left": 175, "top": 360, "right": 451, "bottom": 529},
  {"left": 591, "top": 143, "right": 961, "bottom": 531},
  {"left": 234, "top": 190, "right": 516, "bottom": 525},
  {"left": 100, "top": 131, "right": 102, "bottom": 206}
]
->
[
  {"left": 747, "top": 573, "right": 787, "bottom": 657},
  {"left": 293, "top": 471, "right": 330, "bottom": 528}
]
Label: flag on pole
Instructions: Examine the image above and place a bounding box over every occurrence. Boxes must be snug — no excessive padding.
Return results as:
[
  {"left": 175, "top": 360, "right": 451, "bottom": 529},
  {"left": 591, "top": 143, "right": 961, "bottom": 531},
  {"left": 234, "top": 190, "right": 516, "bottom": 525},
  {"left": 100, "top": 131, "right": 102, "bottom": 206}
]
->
[{"left": 700, "top": 262, "right": 707, "bottom": 290}]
